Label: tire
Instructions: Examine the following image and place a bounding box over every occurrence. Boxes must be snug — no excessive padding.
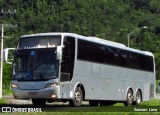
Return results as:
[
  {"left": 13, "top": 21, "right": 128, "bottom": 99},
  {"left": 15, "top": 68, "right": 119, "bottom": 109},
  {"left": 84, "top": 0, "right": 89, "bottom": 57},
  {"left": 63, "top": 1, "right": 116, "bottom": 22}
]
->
[
  {"left": 69, "top": 87, "right": 83, "bottom": 107},
  {"left": 89, "top": 100, "right": 99, "bottom": 106},
  {"left": 124, "top": 89, "right": 134, "bottom": 106},
  {"left": 134, "top": 90, "right": 142, "bottom": 105},
  {"left": 32, "top": 99, "right": 46, "bottom": 107}
]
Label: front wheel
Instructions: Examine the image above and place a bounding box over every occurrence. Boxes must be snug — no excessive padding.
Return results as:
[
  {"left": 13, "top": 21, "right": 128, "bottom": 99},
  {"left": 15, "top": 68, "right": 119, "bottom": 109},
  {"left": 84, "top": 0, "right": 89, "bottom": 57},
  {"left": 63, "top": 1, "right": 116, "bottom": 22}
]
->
[
  {"left": 32, "top": 99, "right": 46, "bottom": 107},
  {"left": 69, "top": 87, "right": 83, "bottom": 107}
]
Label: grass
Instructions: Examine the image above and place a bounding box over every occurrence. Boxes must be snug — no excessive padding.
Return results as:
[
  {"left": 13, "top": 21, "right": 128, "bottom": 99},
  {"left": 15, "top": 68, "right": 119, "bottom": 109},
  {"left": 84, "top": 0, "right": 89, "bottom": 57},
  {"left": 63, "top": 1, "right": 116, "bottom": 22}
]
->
[
  {"left": 2, "top": 83, "right": 12, "bottom": 96},
  {"left": 3, "top": 112, "right": 160, "bottom": 115},
  {"left": 3, "top": 88, "right": 12, "bottom": 96},
  {"left": 140, "top": 99, "right": 160, "bottom": 106},
  {"left": 5, "top": 112, "right": 160, "bottom": 115},
  {"left": 1, "top": 100, "right": 160, "bottom": 114},
  {"left": 0, "top": 98, "right": 8, "bottom": 104},
  {"left": 0, "top": 96, "right": 160, "bottom": 114}
]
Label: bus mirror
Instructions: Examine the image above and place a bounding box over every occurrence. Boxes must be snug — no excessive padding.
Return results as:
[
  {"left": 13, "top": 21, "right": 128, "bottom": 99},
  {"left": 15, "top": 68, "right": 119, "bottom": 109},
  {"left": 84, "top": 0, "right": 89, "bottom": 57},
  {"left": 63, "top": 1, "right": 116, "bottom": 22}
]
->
[
  {"left": 56, "top": 46, "right": 63, "bottom": 61},
  {"left": 3, "top": 48, "right": 15, "bottom": 64}
]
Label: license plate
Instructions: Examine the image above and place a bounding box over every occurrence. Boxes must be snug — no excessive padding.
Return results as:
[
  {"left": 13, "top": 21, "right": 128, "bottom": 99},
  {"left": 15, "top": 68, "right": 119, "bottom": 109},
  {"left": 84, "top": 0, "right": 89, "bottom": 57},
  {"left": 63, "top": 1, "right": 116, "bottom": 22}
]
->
[{"left": 28, "top": 92, "right": 37, "bottom": 95}]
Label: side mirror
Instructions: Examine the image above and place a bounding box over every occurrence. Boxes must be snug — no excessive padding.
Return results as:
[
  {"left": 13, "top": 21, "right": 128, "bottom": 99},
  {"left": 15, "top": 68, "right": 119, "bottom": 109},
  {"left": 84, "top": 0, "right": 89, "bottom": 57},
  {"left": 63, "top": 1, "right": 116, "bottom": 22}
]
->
[
  {"left": 56, "top": 46, "right": 63, "bottom": 61},
  {"left": 3, "top": 48, "right": 15, "bottom": 64}
]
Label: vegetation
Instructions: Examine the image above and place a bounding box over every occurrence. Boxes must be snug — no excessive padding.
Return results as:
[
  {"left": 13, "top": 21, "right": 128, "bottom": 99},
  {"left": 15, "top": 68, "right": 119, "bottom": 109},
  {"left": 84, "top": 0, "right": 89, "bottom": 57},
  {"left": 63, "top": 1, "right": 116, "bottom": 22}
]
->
[
  {"left": 0, "top": 98, "right": 7, "bottom": 104},
  {"left": 1, "top": 100, "right": 160, "bottom": 114},
  {"left": 1, "top": 99, "right": 160, "bottom": 113},
  {"left": 7, "top": 113, "right": 160, "bottom": 115},
  {"left": 2, "top": 63, "right": 12, "bottom": 95},
  {"left": 0, "top": 0, "right": 160, "bottom": 92}
]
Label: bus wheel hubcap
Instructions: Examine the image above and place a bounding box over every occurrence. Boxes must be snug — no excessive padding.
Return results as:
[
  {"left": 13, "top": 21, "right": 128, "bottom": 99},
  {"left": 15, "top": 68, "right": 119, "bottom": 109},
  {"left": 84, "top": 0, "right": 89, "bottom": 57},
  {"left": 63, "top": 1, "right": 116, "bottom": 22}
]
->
[
  {"left": 136, "top": 91, "right": 141, "bottom": 104},
  {"left": 137, "top": 97, "right": 141, "bottom": 104},
  {"left": 75, "top": 92, "right": 81, "bottom": 103},
  {"left": 128, "top": 91, "right": 133, "bottom": 104}
]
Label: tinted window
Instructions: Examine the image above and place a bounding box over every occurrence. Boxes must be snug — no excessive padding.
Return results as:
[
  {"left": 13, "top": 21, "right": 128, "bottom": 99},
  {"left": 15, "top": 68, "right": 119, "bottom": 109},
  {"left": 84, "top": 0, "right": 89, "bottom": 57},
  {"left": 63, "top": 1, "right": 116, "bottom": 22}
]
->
[
  {"left": 77, "top": 39, "right": 154, "bottom": 72},
  {"left": 60, "top": 36, "right": 75, "bottom": 82},
  {"left": 119, "top": 50, "right": 128, "bottom": 67},
  {"left": 78, "top": 40, "right": 91, "bottom": 61}
]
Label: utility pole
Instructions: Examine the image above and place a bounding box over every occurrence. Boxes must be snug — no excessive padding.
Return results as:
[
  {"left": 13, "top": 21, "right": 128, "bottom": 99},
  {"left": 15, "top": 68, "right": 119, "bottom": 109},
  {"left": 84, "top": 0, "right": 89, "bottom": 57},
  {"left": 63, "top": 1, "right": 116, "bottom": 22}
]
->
[
  {"left": 0, "top": 9, "right": 16, "bottom": 98},
  {"left": 0, "top": 25, "right": 3, "bottom": 98}
]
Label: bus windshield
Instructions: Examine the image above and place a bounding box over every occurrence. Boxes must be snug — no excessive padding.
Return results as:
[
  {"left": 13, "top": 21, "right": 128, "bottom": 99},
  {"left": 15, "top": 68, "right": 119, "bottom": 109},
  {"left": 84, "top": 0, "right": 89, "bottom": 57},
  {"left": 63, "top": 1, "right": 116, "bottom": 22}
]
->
[
  {"left": 18, "top": 35, "right": 61, "bottom": 49},
  {"left": 13, "top": 48, "right": 59, "bottom": 81}
]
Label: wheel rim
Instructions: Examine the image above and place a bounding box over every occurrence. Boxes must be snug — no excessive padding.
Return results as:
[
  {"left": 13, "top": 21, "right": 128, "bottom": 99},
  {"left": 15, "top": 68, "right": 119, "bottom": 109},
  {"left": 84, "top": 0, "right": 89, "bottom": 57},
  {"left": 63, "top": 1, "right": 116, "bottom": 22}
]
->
[
  {"left": 127, "top": 90, "right": 133, "bottom": 105},
  {"left": 75, "top": 91, "right": 81, "bottom": 103},
  {"left": 136, "top": 91, "right": 141, "bottom": 104}
]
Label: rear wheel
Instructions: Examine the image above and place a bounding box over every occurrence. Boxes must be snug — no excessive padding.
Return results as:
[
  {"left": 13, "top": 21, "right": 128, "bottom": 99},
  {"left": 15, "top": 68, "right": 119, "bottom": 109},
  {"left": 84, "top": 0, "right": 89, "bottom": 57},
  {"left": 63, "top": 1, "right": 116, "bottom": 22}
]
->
[
  {"left": 32, "top": 99, "right": 46, "bottom": 107},
  {"left": 134, "top": 90, "right": 142, "bottom": 105},
  {"left": 124, "top": 89, "right": 134, "bottom": 106},
  {"left": 69, "top": 87, "right": 83, "bottom": 107}
]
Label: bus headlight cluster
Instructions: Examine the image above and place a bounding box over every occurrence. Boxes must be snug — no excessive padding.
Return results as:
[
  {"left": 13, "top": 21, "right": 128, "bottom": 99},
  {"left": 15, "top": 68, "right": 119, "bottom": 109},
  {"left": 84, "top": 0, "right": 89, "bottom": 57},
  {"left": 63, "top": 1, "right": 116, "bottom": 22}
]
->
[
  {"left": 11, "top": 83, "right": 20, "bottom": 89},
  {"left": 45, "top": 83, "right": 59, "bottom": 88}
]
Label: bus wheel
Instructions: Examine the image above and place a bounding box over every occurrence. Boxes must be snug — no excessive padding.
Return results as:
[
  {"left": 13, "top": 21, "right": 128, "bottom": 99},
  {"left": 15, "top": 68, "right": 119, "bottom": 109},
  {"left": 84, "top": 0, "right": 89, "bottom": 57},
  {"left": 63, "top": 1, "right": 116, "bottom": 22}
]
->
[
  {"left": 135, "top": 90, "right": 142, "bottom": 105},
  {"left": 32, "top": 99, "right": 46, "bottom": 107},
  {"left": 124, "top": 89, "right": 134, "bottom": 106},
  {"left": 89, "top": 101, "right": 99, "bottom": 106},
  {"left": 69, "top": 87, "right": 83, "bottom": 107}
]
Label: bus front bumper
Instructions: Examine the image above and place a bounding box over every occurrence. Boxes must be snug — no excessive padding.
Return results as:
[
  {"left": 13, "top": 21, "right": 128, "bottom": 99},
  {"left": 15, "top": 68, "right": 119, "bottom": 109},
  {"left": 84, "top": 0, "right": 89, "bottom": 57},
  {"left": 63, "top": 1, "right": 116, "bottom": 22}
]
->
[{"left": 12, "top": 87, "right": 60, "bottom": 99}]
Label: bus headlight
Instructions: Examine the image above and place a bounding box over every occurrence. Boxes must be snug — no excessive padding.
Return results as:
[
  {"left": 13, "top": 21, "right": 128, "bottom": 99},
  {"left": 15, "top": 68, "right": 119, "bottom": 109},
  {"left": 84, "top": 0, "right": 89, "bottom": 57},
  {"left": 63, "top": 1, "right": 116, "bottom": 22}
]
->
[
  {"left": 45, "top": 83, "right": 59, "bottom": 88},
  {"left": 11, "top": 83, "right": 20, "bottom": 89}
]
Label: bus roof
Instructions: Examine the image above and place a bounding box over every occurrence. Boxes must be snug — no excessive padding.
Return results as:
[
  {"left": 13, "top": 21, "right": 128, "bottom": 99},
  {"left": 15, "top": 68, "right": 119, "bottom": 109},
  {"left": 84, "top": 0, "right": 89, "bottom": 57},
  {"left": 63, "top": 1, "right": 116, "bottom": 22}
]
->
[{"left": 20, "top": 32, "right": 154, "bottom": 57}]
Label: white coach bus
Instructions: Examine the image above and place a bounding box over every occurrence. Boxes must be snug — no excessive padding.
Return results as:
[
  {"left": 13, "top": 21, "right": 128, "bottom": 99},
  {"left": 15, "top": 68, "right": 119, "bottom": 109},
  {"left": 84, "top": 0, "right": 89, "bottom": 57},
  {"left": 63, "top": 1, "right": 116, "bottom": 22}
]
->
[{"left": 4, "top": 33, "right": 155, "bottom": 107}]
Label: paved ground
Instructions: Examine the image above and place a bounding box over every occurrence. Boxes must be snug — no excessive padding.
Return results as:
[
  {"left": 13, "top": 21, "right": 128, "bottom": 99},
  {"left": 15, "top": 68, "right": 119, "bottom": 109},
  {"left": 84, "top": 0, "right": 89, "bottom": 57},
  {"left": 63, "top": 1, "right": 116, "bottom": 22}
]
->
[
  {"left": 154, "top": 93, "right": 160, "bottom": 99},
  {"left": 1, "top": 94, "right": 160, "bottom": 112},
  {"left": 0, "top": 95, "right": 90, "bottom": 112},
  {"left": 3, "top": 95, "right": 32, "bottom": 105},
  {"left": 2, "top": 95, "right": 89, "bottom": 106},
  {"left": 2, "top": 93, "right": 160, "bottom": 106}
]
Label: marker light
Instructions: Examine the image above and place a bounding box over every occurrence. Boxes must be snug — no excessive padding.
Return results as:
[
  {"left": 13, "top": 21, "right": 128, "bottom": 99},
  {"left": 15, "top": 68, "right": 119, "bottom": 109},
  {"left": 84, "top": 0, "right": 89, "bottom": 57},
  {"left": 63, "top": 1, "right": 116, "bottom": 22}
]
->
[
  {"left": 11, "top": 83, "right": 20, "bottom": 88},
  {"left": 52, "top": 95, "right": 56, "bottom": 98}
]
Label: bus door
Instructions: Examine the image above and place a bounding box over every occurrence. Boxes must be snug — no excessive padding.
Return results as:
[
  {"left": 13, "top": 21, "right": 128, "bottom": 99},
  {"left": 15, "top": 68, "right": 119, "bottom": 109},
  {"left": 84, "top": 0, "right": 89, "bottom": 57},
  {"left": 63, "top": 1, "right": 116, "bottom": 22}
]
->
[{"left": 60, "top": 36, "right": 75, "bottom": 98}]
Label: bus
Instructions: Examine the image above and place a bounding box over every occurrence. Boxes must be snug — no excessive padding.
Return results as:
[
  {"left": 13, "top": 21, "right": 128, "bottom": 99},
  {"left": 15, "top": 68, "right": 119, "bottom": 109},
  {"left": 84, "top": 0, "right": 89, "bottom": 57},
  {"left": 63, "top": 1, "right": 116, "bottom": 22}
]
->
[{"left": 4, "top": 32, "right": 155, "bottom": 107}]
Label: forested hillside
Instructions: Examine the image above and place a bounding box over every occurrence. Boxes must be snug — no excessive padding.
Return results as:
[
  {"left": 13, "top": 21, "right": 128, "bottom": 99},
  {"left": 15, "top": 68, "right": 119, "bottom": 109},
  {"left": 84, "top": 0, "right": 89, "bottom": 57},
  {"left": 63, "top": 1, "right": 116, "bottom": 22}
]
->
[{"left": 0, "top": 0, "right": 160, "bottom": 82}]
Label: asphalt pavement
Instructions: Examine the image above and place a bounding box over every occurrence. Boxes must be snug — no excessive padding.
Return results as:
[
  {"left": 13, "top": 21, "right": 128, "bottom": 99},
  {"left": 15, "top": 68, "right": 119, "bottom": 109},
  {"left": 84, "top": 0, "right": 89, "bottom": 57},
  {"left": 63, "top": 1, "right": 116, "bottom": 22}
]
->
[
  {"left": 1, "top": 94, "right": 160, "bottom": 112},
  {"left": 2, "top": 95, "right": 89, "bottom": 106},
  {"left": 0, "top": 95, "right": 91, "bottom": 112},
  {"left": 2, "top": 93, "right": 160, "bottom": 105},
  {"left": 155, "top": 93, "right": 160, "bottom": 99}
]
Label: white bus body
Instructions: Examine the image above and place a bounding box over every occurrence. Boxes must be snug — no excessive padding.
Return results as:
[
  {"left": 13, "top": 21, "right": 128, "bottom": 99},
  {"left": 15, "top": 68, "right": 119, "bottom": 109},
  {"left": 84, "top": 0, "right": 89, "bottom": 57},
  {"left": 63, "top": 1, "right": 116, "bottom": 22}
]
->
[{"left": 7, "top": 32, "right": 155, "bottom": 107}]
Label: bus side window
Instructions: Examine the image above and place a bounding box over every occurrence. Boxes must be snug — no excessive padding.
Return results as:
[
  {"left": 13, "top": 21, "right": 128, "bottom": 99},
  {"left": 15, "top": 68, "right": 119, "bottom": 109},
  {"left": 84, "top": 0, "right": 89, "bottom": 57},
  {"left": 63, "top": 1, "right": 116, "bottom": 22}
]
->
[
  {"left": 60, "top": 36, "right": 75, "bottom": 82},
  {"left": 119, "top": 50, "right": 128, "bottom": 67}
]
